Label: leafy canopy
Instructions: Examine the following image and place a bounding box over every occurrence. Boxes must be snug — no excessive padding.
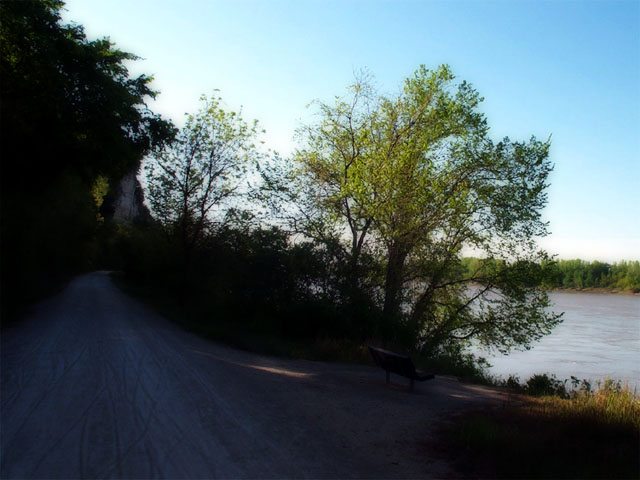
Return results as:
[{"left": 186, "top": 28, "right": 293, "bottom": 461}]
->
[
  {"left": 266, "top": 65, "right": 562, "bottom": 353},
  {"left": 0, "top": 0, "right": 174, "bottom": 189},
  {"left": 145, "top": 94, "right": 263, "bottom": 252}
]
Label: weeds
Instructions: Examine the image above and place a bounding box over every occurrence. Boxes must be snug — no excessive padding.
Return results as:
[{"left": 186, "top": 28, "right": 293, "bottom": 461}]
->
[
  {"left": 541, "top": 378, "right": 640, "bottom": 431},
  {"left": 445, "top": 377, "right": 640, "bottom": 479}
]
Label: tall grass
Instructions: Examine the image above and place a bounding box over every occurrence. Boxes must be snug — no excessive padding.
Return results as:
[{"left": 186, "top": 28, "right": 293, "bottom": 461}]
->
[
  {"left": 540, "top": 379, "right": 640, "bottom": 430},
  {"left": 446, "top": 378, "right": 640, "bottom": 479}
]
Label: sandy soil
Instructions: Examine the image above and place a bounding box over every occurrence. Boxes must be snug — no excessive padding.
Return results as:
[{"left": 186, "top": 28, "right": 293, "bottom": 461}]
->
[{"left": 1, "top": 272, "right": 509, "bottom": 479}]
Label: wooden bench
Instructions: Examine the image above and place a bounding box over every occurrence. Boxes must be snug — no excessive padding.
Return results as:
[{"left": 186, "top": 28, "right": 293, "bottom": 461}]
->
[{"left": 368, "top": 346, "right": 435, "bottom": 391}]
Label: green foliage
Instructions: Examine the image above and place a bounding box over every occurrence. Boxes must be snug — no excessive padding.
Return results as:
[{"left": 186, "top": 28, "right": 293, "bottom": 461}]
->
[
  {"left": 1, "top": 172, "right": 98, "bottom": 313},
  {"left": 91, "top": 175, "right": 110, "bottom": 223},
  {"left": 525, "top": 373, "right": 569, "bottom": 397},
  {"left": 119, "top": 221, "right": 379, "bottom": 346},
  {"left": 0, "top": 0, "right": 173, "bottom": 318},
  {"left": 144, "top": 94, "right": 262, "bottom": 299},
  {"left": 125, "top": 90, "right": 385, "bottom": 348},
  {"left": 145, "top": 94, "right": 262, "bottom": 230},
  {"left": 542, "top": 259, "right": 640, "bottom": 291},
  {"left": 417, "top": 343, "right": 492, "bottom": 383},
  {"left": 464, "top": 257, "right": 640, "bottom": 292},
  {"left": 263, "top": 65, "right": 561, "bottom": 354},
  {"left": 0, "top": 0, "right": 173, "bottom": 187}
]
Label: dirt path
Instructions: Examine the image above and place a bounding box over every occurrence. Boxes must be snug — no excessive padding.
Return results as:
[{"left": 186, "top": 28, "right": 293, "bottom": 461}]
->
[{"left": 1, "top": 272, "right": 507, "bottom": 479}]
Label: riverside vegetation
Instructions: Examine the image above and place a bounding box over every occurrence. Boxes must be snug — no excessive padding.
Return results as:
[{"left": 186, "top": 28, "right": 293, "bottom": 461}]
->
[
  {"left": 442, "top": 376, "right": 640, "bottom": 479},
  {"left": 462, "top": 257, "right": 640, "bottom": 293},
  {"left": 2, "top": 3, "right": 638, "bottom": 477},
  {"left": 541, "top": 259, "right": 640, "bottom": 292}
]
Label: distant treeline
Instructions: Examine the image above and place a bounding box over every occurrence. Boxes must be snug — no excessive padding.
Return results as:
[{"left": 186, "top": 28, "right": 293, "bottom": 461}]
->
[
  {"left": 542, "top": 259, "right": 640, "bottom": 291},
  {"left": 462, "top": 258, "right": 640, "bottom": 292}
]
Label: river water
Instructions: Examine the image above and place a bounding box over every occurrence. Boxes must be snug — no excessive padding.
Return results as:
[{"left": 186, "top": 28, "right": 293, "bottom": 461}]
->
[{"left": 473, "top": 292, "right": 640, "bottom": 390}]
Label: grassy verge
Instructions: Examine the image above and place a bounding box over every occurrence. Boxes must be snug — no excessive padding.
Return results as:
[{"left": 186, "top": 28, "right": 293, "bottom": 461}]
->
[
  {"left": 110, "top": 272, "right": 375, "bottom": 363},
  {"left": 440, "top": 380, "right": 640, "bottom": 479},
  {"left": 111, "top": 273, "right": 494, "bottom": 381},
  {"left": 112, "top": 272, "right": 297, "bottom": 356},
  {"left": 111, "top": 272, "right": 497, "bottom": 379}
]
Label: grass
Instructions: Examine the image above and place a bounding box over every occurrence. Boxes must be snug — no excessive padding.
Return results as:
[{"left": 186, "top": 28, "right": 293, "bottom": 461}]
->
[
  {"left": 112, "top": 271, "right": 496, "bottom": 374},
  {"left": 110, "top": 272, "right": 375, "bottom": 363},
  {"left": 441, "top": 380, "right": 640, "bottom": 479},
  {"left": 111, "top": 272, "right": 298, "bottom": 356}
]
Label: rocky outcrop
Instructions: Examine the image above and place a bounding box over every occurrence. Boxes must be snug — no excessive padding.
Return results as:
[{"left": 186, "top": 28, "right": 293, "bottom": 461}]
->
[{"left": 109, "top": 170, "right": 151, "bottom": 224}]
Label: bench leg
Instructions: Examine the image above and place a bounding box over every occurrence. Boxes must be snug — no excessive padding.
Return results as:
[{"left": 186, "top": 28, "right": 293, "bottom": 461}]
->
[
  {"left": 409, "top": 379, "right": 414, "bottom": 392},
  {"left": 386, "top": 371, "right": 390, "bottom": 384}
]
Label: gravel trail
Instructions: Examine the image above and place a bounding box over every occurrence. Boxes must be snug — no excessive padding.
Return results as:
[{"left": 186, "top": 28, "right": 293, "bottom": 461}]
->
[{"left": 1, "top": 272, "right": 506, "bottom": 479}]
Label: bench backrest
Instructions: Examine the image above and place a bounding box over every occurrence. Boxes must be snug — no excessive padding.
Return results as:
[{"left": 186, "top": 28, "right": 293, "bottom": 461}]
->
[{"left": 368, "top": 346, "right": 418, "bottom": 379}]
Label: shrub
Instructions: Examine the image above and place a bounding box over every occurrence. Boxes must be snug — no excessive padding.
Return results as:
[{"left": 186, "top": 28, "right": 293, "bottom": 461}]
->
[{"left": 525, "top": 373, "right": 569, "bottom": 397}]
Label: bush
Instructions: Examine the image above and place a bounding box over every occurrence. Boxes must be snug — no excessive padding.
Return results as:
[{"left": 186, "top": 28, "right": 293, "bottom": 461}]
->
[{"left": 525, "top": 373, "right": 569, "bottom": 398}]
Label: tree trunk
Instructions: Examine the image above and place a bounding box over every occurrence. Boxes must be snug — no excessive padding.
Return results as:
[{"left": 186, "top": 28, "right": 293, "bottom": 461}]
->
[
  {"left": 382, "top": 242, "right": 408, "bottom": 338},
  {"left": 408, "top": 285, "right": 437, "bottom": 341}
]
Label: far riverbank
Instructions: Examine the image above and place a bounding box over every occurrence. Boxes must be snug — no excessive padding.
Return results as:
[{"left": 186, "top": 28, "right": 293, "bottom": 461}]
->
[{"left": 549, "top": 287, "right": 640, "bottom": 296}]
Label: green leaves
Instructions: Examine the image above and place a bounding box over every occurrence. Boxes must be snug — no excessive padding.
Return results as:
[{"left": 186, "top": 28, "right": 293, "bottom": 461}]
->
[
  {"left": 292, "top": 64, "right": 560, "bottom": 351},
  {"left": 145, "top": 93, "right": 262, "bottom": 242},
  {"left": 0, "top": 0, "right": 175, "bottom": 314},
  {"left": 0, "top": 0, "right": 174, "bottom": 187}
]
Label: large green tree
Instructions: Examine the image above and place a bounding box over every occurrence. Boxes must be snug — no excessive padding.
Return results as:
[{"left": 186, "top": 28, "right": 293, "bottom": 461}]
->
[
  {"left": 0, "top": 0, "right": 173, "bottom": 315},
  {"left": 267, "top": 65, "right": 562, "bottom": 353}
]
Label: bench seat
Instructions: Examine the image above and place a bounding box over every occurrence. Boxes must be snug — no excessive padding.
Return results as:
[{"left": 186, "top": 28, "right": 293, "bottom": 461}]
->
[{"left": 368, "top": 345, "right": 435, "bottom": 391}]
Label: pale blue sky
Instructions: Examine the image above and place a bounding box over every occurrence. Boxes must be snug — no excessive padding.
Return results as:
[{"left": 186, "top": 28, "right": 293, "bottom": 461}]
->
[{"left": 62, "top": 0, "right": 640, "bottom": 262}]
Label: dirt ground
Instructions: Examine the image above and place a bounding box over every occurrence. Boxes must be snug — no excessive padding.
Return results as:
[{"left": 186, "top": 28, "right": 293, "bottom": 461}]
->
[{"left": 1, "top": 272, "right": 509, "bottom": 479}]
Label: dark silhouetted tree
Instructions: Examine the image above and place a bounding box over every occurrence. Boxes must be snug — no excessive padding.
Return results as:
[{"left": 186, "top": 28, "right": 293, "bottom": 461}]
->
[{"left": 0, "top": 0, "right": 174, "bottom": 316}]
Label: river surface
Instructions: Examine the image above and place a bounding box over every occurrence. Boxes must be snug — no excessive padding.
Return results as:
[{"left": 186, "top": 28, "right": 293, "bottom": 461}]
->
[{"left": 473, "top": 292, "right": 640, "bottom": 390}]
